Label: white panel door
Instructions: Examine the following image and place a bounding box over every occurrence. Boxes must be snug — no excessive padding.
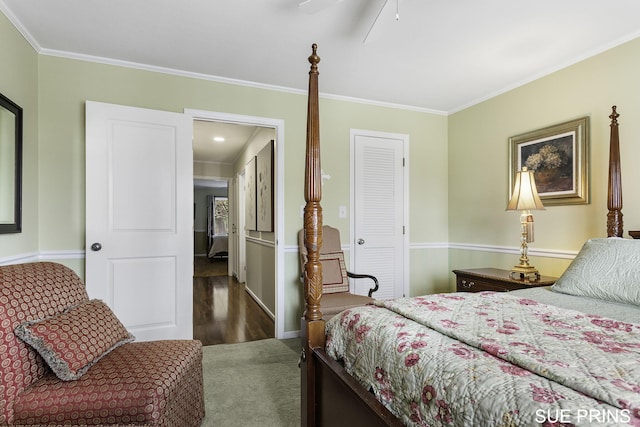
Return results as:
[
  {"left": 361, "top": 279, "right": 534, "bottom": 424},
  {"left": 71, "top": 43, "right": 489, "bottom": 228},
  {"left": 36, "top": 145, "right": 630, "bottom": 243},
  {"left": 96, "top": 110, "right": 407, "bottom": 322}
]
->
[
  {"left": 85, "top": 101, "right": 193, "bottom": 341},
  {"left": 352, "top": 131, "right": 406, "bottom": 299}
]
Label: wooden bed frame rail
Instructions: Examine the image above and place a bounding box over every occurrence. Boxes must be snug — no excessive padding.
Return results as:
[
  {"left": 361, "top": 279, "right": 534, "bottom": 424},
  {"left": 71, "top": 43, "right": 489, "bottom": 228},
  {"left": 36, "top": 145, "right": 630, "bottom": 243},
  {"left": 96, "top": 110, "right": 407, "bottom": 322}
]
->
[
  {"left": 299, "top": 43, "right": 623, "bottom": 426},
  {"left": 312, "top": 348, "right": 404, "bottom": 427}
]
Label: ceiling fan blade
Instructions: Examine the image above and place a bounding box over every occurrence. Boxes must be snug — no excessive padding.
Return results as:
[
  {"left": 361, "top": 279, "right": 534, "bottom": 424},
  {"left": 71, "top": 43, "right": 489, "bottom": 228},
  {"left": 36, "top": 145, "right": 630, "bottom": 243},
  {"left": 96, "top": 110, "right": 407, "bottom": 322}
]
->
[
  {"left": 363, "top": 0, "right": 389, "bottom": 44},
  {"left": 298, "top": 0, "right": 343, "bottom": 14}
]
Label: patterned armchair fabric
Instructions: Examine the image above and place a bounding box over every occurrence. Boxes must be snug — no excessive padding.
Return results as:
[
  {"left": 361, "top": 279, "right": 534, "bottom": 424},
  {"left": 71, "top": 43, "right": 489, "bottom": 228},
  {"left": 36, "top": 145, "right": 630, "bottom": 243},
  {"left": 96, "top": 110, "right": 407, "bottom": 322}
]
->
[{"left": 0, "top": 262, "right": 205, "bottom": 426}]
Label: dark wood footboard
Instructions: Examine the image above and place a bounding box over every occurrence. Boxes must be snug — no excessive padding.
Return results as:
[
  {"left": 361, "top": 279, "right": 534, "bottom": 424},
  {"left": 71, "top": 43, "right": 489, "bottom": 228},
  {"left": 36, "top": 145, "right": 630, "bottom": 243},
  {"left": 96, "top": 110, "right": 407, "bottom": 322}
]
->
[{"left": 313, "top": 348, "right": 404, "bottom": 427}]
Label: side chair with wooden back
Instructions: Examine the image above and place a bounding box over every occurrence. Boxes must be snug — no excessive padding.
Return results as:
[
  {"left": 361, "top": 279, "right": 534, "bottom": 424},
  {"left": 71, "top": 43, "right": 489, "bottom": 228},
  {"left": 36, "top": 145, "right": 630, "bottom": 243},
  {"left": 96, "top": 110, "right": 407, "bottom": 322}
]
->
[{"left": 298, "top": 225, "right": 379, "bottom": 320}]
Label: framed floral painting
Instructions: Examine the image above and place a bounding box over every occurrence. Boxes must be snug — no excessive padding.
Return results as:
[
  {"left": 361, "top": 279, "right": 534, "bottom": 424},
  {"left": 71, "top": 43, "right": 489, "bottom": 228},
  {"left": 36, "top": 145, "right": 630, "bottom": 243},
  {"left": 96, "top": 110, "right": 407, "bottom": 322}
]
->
[{"left": 509, "top": 116, "right": 590, "bottom": 206}]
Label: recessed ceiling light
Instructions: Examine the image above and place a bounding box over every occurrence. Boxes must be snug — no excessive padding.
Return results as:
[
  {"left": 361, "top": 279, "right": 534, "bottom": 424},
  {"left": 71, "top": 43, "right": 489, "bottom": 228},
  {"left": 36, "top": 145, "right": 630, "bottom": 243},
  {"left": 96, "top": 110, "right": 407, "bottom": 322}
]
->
[{"left": 213, "top": 136, "right": 225, "bottom": 142}]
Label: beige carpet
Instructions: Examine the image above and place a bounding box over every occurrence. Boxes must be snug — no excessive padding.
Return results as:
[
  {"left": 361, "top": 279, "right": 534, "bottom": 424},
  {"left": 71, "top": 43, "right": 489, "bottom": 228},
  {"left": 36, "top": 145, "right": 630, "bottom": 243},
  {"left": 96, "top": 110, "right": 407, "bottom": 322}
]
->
[
  {"left": 194, "top": 256, "right": 228, "bottom": 277},
  {"left": 201, "top": 338, "right": 300, "bottom": 426}
]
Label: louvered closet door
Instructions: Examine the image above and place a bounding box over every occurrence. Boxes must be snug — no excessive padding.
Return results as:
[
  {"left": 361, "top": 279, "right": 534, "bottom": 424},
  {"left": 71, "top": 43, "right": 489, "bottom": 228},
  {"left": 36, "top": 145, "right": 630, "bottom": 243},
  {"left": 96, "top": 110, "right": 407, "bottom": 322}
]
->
[{"left": 353, "top": 133, "right": 405, "bottom": 299}]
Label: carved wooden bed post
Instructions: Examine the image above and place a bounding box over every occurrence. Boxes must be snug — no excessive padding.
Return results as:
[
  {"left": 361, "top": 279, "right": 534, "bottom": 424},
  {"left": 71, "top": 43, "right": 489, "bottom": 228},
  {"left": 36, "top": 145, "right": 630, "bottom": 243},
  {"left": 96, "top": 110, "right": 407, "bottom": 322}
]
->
[
  {"left": 301, "top": 43, "right": 325, "bottom": 427},
  {"left": 607, "top": 105, "right": 623, "bottom": 237}
]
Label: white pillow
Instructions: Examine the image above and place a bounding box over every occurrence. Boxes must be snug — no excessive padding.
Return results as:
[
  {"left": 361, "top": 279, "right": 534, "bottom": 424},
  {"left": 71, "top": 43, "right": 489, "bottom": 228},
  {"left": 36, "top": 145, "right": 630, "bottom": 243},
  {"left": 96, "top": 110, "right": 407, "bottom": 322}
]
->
[{"left": 551, "top": 238, "right": 640, "bottom": 306}]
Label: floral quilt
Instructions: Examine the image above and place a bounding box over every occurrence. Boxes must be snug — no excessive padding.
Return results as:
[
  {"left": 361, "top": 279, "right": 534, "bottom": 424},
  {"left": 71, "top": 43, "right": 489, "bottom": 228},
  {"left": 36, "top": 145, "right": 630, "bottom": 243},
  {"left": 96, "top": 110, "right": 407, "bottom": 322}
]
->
[{"left": 325, "top": 292, "right": 640, "bottom": 426}]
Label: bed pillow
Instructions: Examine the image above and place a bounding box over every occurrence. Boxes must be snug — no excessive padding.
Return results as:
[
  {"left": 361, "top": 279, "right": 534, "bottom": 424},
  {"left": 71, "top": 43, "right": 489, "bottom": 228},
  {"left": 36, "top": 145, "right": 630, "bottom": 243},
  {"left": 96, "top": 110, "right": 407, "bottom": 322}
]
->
[
  {"left": 14, "top": 299, "right": 134, "bottom": 381},
  {"left": 319, "top": 251, "right": 349, "bottom": 294},
  {"left": 551, "top": 238, "right": 640, "bottom": 306}
]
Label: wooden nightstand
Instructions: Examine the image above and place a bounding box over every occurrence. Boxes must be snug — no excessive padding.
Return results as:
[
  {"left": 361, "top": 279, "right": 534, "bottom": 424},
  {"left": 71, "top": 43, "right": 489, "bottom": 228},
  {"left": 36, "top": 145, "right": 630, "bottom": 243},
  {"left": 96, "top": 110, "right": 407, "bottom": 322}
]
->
[{"left": 452, "top": 268, "right": 558, "bottom": 293}]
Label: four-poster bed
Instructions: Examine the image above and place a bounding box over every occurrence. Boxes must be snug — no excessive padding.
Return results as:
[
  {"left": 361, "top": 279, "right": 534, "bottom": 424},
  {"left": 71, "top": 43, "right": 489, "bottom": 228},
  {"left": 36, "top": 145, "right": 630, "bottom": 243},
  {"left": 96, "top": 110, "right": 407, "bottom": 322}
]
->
[{"left": 300, "top": 44, "right": 638, "bottom": 426}]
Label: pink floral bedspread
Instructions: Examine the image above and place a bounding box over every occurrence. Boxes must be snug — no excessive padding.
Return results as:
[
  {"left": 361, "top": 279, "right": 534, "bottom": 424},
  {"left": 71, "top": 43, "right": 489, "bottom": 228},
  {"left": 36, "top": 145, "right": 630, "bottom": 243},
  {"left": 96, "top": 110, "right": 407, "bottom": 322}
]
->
[{"left": 325, "top": 292, "right": 640, "bottom": 426}]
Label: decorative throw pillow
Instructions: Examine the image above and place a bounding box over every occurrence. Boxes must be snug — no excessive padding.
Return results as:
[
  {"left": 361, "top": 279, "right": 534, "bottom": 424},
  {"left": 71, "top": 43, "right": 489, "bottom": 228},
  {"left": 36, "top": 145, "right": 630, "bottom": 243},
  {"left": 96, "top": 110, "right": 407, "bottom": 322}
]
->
[
  {"left": 14, "top": 299, "right": 134, "bottom": 381},
  {"left": 319, "top": 251, "right": 349, "bottom": 294},
  {"left": 551, "top": 238, "right": 640, "bottom": 306}
]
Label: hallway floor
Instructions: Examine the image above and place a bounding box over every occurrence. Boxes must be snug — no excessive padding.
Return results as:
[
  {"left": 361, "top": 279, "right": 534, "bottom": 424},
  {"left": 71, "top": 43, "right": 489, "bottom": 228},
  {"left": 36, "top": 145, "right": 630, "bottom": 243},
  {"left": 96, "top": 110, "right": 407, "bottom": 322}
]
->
[{"left": 193, "top": 258, "right": 275, "bottom": 345}]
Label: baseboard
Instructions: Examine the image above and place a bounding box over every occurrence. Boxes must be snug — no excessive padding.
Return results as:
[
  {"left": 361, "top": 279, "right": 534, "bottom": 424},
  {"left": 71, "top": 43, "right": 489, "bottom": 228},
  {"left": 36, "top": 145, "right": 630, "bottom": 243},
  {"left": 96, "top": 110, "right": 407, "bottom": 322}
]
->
[
  {"left": 280, "top": 330, "right": 301, "bottom": 339},
  {"left": 244, "top": 285, "right": 276, "bottom": 321}
]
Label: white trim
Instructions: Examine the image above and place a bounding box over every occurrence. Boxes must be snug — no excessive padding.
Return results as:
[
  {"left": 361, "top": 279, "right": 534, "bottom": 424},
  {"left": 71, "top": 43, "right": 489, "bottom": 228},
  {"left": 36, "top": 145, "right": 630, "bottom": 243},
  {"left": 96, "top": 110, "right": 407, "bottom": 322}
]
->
[
  {"left": 287, "top": 242, "right": 578, "bottom": 260},
  {"left": 320, "top": 91, "right": 446, "bottom": 115},
  {"left": 244, "top": 284, "right": 275, "bottom": 320},
  {"left": 285, "top": 244, "right": 351, "bottom": 253},
  {"left": 235, "top": 171, "right": 247, "bottom": 283},
  {"left": 38, "top": 250, "right": 86, "bottom": 260},
  {"left": 284, "top": 245, "right": 299, "bottom": 253},
  {"left": 280, "top": 330, "right": 301, "bottom": 339},
  {"left": 0, "top": 1, "right": 42, "bottom": 51},
  {"left": 183, "top": 109, "right": 287, "bottom": 339},
  {"left": 0, "top": 252, "right": 40, "bottom": 265},
  {"left": 0, "top": 250, "right": 86, "bottom": 265},
  {"left": 0, "top": 242, "right": 576, "bottom": 265},
  {"left": 193, "top": 159, "right": 233, "bottom": 167},
  {"left": 350, "top": 129, "right": 410, "bottom": 298},
  {"left": 409, "top": 242, "right": 450, "bottom": 250},
  {"left": 407, "top": 241, "right": 577, "bottom": 260},
  {"left": 448, "top": 242, "right": 578, "bottom": 260},
  {"left": 245, "top": 236, "right": 276, "bottom": 248}
]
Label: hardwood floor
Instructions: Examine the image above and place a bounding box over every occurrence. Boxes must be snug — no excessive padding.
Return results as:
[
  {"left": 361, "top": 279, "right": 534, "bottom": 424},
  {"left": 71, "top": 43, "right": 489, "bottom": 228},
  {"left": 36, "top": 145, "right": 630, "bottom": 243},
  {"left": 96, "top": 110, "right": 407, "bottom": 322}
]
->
[{"left": 193, "top": 267, "right": 275, "bottom": 346}]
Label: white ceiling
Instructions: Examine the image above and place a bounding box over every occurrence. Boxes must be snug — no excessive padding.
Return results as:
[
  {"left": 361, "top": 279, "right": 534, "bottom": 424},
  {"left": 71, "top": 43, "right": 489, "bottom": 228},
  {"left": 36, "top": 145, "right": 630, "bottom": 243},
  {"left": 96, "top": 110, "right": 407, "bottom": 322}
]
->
[
  {"left": 3, "top": 0, "right": 640, "bottom": 115},
  {"left": 193, "top": 120, "right": 259, "bottom": 164},
  {"left": 192, "top": 120, "right": 261, "bottom": 188}
]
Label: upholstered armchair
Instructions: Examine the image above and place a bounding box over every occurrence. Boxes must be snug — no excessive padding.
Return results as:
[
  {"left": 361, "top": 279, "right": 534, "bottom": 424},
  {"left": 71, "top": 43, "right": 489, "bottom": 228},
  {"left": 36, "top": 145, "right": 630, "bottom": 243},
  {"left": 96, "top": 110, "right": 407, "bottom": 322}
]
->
[
  {"left": 298, "top": 225, "right": 379, "bottom": 320},
  {"left": 0, "top": 261, "right": 204, "bottom": 426}
]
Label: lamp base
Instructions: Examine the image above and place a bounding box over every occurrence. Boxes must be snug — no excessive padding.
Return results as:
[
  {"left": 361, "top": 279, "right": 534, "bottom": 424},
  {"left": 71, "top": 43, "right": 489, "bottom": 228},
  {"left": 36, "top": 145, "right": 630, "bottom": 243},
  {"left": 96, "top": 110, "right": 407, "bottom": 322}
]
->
[{"left": 510, "top": 265, "right": 540, "bottom": 282}]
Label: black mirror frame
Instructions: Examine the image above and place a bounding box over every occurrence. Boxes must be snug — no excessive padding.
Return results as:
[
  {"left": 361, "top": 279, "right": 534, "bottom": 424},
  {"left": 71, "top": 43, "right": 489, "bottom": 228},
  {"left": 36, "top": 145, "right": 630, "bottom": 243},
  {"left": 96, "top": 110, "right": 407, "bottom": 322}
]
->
[{"left": 0, "top": 92, "right": 22, "bottom": 234}]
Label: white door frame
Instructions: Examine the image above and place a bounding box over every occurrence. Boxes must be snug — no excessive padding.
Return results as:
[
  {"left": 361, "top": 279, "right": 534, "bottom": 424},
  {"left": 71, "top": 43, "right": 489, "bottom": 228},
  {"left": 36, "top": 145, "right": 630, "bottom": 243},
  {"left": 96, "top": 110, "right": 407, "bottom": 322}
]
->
[
  {"left": 227, "top": 177, "right": 236, "bottom": 278},
  {"left": 350, "top": 128, "right": 410, "bottom": 298},
  {"left": 235, "top": 171, "right": 247, "bottom": 283},
  {"left": 184, "top": 109, "right": 285, "bottom": 338}
]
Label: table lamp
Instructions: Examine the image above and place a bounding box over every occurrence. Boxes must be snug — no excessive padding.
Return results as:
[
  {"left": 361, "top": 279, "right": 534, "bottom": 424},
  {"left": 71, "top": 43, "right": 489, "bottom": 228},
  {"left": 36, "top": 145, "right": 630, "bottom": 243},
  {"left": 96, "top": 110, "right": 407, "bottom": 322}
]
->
[{"left": 506, "top": 167, "right": 545, "bottom": 280}]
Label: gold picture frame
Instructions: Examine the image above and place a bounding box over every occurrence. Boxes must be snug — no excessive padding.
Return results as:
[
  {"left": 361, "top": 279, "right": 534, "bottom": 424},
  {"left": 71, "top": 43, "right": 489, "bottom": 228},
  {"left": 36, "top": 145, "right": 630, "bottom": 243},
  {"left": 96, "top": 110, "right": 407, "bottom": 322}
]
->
[{"left": 509, "top": 117, "right": 589, "bottom": 206}]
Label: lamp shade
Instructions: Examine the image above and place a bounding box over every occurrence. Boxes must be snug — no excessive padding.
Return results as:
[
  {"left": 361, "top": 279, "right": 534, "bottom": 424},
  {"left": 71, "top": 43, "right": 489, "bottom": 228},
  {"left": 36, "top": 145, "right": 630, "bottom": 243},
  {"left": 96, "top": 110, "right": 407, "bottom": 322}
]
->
[{"left": 507, "top": 167, "right": 545, "bottom": 211}]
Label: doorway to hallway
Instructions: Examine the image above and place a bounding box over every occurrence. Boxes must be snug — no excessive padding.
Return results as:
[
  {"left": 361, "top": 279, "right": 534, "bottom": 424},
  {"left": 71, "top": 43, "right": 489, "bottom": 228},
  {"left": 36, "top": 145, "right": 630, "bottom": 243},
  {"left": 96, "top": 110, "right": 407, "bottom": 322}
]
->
[{"left": 188, "top": 108, "right": 286, "bottom": 339}]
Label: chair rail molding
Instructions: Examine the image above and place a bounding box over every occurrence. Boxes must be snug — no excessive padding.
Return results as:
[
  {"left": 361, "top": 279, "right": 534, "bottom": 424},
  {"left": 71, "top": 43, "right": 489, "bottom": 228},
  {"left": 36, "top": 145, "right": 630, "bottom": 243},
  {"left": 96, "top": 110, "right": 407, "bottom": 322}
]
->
[
  {"left": 0, "top": 250, "right": 86, "bottom": 265},
  {"left": 286, "top": 242, "right": 577, "bottom": 260}
]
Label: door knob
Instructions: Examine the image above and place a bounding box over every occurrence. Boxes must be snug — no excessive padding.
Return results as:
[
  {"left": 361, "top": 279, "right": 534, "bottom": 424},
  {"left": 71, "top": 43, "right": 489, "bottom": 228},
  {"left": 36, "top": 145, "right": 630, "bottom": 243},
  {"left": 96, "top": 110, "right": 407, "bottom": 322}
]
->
[
  {"left": 90, "top": 242, "right": 102, "bottom": 251},
  {"left": 357, "top": 238, "right": 365, "bottom": 245}
]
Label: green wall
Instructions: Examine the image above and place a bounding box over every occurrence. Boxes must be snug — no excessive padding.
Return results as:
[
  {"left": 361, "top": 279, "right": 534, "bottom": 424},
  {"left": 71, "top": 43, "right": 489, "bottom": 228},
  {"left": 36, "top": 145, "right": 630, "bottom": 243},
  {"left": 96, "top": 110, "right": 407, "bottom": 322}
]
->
[
  {"left": 0, "top": 12, "right": 38, "bottom": 260},
  {"left": 35, "top": 56, "right": 448, "bottom": 333},
  {"left": 448, "top": 36, "right": 640, "bottom": 278},
  {"left": 35, "top": 56, "right": 448, "bottom": 253}
]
